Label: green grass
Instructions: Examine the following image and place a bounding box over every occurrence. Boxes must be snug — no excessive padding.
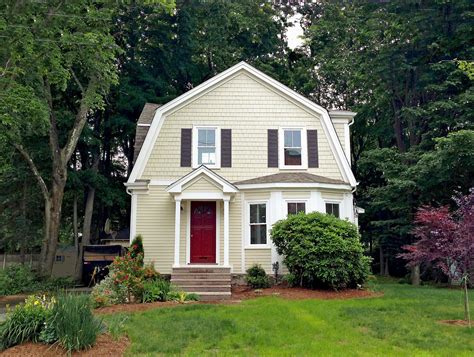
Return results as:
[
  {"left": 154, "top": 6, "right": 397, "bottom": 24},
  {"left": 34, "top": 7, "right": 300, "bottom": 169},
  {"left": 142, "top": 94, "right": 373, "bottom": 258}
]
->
[{"left": 105, "top": 281, "right": 474, "bottom": 356}]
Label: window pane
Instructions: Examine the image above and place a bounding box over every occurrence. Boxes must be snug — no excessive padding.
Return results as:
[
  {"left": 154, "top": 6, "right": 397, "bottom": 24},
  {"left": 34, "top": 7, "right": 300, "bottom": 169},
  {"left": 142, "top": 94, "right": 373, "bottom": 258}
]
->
[
  {"left": 296, "top": 202, "right": 306, "bottom": 213},
  {"left": 250, "top": 204, "right": 266, "bottom": 223},
  {"left": 292, "top": 130, "right": 301, "bottom": 147},
  {"left": 251, "top": 224, "right": 267, "bottom": 244},
  {"left": 198, "top": 147, "right": 216, "bottom": 165},
  {"left": 284, "top": 130, "right": 293, "bottom": 147},
  {"left": 284, "top": 148, "right": 302, "bottom": 165},
  {"left": 326, "top": 203, "right": 340, "bottom": 218},
  {"left": 288, "top": 202, "right": 297, "bottom": 215},
  {"left": 198, "top": 129, "right": 215, "bottom": 147}
]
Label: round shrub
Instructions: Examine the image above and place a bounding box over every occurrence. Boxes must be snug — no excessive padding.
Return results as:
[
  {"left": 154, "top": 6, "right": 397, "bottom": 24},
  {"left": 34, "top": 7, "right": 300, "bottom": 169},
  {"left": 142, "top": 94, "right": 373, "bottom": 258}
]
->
[
  {"left": 271, "top": 212, "right": 371, "bottom": 290},
  {"left": 246, "top": 264, "right": 270, "bottom": 289}
]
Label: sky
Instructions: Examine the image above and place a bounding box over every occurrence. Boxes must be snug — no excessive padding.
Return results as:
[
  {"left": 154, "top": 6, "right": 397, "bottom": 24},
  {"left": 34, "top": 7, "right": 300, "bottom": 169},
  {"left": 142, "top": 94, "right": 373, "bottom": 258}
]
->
[{"left": 286, "top": 13, "right": 304, "bottom": 50}]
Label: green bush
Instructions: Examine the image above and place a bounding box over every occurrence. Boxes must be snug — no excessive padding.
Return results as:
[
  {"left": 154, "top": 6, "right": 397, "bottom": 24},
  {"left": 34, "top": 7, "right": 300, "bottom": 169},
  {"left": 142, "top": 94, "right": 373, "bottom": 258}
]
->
[
  {"left": 246, "top": 264, "right": 270, "bottom": 289},
  {"left": 129, "top": 235, "right": 144, "bottom": 265},
  {"left": 0, "top": 295, "right": 55, "bottom": 350},
  {"left": 91, "top": 275, "right": 128, "bottom": 308},
  {"left": 49, "top": 294, "right": 103, "bottom": 352},
  {"left": 142, "top": 278, "right": 172, "bottom": 302},
  {"left": 271, "top": 212, "right": 371, "bottom": 290},
  {"left": 0, "top": 264, "right": 37, "bottom": 295}
]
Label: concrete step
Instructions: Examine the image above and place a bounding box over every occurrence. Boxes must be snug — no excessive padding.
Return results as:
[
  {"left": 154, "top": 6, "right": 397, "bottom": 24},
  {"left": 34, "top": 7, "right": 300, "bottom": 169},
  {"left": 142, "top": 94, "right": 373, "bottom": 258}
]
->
[
  {"left": 192, "top": 292, "right": 232, "bottom": 301},
  {"left": 175, "top": 285, "right": 231, "bottom": 293},
  {"left": 172, "top": 267, "right": 231, "bottom": 274},
  {"left": 171, "top": 273, "right": 231, "bottom": 280},
  {"left": 171, "top": 279, "right": 231, "bottom": 286}
]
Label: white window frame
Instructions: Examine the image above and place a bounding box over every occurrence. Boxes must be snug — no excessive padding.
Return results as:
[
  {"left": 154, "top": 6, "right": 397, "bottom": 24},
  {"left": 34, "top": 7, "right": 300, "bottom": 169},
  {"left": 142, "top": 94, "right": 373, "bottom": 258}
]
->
[
  {"left": 245, "top": 200, "right": 270, "bottom": 249},
  {"left": 285, "top": 199, "right": 308, "bottom": 216},
  {"left": 324, "top": 200, "right": 341, "bottom": 218},
  {"left": 192, "top": 126, "right": 220, "bottom": 169},
  {"left": 279, "top": 127, "right": 307, "bottom": 169}
]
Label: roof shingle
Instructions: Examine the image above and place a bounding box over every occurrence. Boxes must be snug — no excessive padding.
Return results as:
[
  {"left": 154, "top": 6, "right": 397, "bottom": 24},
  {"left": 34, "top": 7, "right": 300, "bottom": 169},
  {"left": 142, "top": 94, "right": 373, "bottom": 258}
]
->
[{"left": 233, "top": 172, "right": 346, "bottom": 185}]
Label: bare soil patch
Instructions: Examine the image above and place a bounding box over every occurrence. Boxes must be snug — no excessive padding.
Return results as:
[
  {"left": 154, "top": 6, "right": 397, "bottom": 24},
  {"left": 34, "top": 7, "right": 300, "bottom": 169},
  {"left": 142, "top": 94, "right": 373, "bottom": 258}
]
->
[
  {"left": 0, "top": 334, "right": 129, "bottom": 357},
  {"left": 232, "top": 285, "right": 382, "bottom": 300},
  {"left": 438, "top": 319, "right": 471, "bottom": 327}
]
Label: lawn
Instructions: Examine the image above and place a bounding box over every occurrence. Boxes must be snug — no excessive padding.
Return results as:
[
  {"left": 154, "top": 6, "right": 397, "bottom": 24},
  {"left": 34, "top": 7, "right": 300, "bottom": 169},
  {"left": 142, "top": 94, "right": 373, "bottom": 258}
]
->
[{"left": 106, "top": 281, "right": 474, "bottom": 356}]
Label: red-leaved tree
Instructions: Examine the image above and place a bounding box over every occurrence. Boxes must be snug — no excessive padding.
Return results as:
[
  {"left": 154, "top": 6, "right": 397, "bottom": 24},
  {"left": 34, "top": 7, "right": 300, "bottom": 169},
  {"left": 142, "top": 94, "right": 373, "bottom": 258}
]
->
[{"left": 400, "top": 189, "right": 473, "bottom": 326}]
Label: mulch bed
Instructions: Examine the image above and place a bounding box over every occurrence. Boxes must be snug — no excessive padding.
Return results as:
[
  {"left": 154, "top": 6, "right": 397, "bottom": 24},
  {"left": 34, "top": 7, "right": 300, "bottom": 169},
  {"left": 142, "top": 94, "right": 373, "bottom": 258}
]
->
[
  {"left": 232, "top": 285, "right": 383, "bottom": 300},
  {"left": 0, "top": 334, "right": 129, "bottom": 357}
]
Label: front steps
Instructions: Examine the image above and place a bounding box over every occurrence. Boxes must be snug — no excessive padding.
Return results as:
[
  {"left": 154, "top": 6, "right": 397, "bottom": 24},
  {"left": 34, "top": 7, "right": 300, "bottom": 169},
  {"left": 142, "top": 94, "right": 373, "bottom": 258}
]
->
[{"left": 171, "top": 267, "right": 231, "bottom": 301}]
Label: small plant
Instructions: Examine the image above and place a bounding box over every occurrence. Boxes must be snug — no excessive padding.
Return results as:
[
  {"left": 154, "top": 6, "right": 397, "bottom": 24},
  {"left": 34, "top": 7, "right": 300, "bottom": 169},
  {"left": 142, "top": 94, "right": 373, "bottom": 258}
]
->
[
  {"left": 49, "top": 294, "right": 103, "bottom": 352},
  {"left": 246, "top": 264, "right": 270, "bottom": 289},
  {"left": 142, "top": 278, "right": 172, "bottom": 302},
  {"left": 0, "top": 264, "right": 38, "bottom": 295},
  {"left": 272, "top": 261, "right": 280, "bottom": 284},
  {"left": 0, "top": 295, "right": 55, "bottom": 350},
  {"left": 110, "top": 251, "right": 145, "bottom": 302},
  {"left": 91, "top": 275, "right": 128, "bottom": 307},
  {"left": 185, "top": 293, "right": 199, "bottom": 302}
]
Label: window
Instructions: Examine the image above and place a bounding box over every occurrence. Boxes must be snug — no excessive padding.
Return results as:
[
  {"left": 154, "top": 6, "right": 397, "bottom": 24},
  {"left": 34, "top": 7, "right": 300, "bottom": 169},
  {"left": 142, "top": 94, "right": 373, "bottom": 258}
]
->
[
  {"left": 284, "top": 129, "right": 302, "bottom": 165},
  {"left": 287, "top": 202, "right": 306, "bottom": 215},
  {"left": 249, "top": 203, "right": 267, "bottom": 245},
  {"left": 325, "top": 203, "right": 340, "bottom": 218},
  {"left": 55, "top": 255, "right": 64, "bottom": 263},
  {"left": 193, "top": 127, "right": 220, "bottom": 168}
]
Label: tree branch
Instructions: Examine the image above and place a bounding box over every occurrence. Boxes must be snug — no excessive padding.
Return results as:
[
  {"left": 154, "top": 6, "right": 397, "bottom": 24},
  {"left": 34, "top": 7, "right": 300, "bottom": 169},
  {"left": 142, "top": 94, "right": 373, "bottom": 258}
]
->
[
  {"left": 13, "top": 143, "right": 49, "bottom": 201},
  {"left": 70, "top": 69, "right": 85, "bottom": 94}
]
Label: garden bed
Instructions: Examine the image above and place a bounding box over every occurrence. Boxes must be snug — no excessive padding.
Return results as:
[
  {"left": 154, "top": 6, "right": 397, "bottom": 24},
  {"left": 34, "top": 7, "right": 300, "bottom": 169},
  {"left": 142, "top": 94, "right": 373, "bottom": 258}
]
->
[
  {"left": 232, "top": 285, "right": 382, "bottom": 300},
  {"left": 0, "top": 334, "right": 129, "bottom": 356}
]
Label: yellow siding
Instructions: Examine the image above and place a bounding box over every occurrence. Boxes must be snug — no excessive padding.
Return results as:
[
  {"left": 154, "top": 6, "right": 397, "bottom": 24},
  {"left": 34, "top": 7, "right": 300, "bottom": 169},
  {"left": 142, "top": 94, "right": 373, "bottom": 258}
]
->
[
  {"left": 333, "top": 123, "right": 345, "bottom": 154},
  {"left": 229, "top": 194, "right": 243, "bottom": 272},
  {"left": 182, "top": 175, "right": 221, "bottom": 193},
  {"left": 245, "top": 249, "right": 272, "bottom": 272},
  {"left": 141, "top": 72, "right": 344, "bottom": 182}
]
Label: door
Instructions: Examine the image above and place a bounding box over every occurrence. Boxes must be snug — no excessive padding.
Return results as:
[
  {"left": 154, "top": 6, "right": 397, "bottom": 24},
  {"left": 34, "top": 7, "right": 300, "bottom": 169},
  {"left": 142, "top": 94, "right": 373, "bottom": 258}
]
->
[{"left": 190, "top": 201, "right": 216, "bottom": 264}]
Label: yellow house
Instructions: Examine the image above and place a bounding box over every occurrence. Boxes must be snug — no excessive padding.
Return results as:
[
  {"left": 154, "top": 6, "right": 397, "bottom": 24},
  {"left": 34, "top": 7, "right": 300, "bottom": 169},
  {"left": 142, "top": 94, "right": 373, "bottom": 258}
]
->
[{"left": 126, "top": 62, "right": 359, "bottom": 300}]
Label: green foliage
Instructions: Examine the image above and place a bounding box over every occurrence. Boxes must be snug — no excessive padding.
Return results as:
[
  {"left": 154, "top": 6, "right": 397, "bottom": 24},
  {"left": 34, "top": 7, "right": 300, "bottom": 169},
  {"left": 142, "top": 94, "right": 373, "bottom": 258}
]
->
[
  {"left": 0, "top": 264, "right": 37, "bottom": 295},
  {"left": 91, "top": 275, "right": 128, "bottom": 308},
  {"left": 142, "top": 279, "right": 172, "bottom": 303},
  {"left": 271, "top": 212, "right": 371, "bottom": 290},
  {"left": 129, "top": 235, "right": 145, "bottom": 265},
  {"left": 0, "top": 295, "right": 55, "bottom": 350},
  {"left": 110, "top": 251, "right": 146, "bottom": 302},
  {"left": 246, "top": 264, "right": 270, "bottom": 289},
  {"left": 49, "top": 294, "right": 103, "bottom": 352}
]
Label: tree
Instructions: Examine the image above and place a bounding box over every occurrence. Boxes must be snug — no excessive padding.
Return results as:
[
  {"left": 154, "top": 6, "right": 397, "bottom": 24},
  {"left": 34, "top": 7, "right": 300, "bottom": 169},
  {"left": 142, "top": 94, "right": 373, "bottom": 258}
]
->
[
  {"left": 399, "top": 190, "right": 473, "bottom": 327},
  {"left": 0, "top": 1, "right": 120, "bottom": 276}
]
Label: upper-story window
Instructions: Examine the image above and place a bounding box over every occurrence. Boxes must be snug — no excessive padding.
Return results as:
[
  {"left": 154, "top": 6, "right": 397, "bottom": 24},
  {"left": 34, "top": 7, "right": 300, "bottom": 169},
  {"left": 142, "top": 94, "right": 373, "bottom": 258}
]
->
[
  {"left": 279, "top": 128, "right": 307, "bottom": 169},
  {"left": 193, "top": 126, "right": 220, "bottom": 168},
  {"left": 287, "top": 201, "right": 306, "bottom": 215}
]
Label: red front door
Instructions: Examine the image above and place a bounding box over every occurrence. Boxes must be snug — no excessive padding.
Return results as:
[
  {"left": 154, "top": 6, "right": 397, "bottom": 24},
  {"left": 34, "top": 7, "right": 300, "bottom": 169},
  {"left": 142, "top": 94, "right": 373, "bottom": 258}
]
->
[{"left": 190, "top": 201, "right": 216, "bottom": 264}]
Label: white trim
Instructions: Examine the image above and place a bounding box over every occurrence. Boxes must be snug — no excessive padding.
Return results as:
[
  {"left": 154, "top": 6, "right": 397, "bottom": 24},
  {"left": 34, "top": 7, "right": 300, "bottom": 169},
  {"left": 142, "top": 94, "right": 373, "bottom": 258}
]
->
[
  {"left": 185, "top": 201, "right": 191, "bottom": 264},
  {"left": 167, "top": 165, "right": 238, "bottom": 194},
  {"left": 241, "top": 192, "right": 246, "bottom": 273},
  {"left": 309, "top": 191, "right": 325, "bottom": 213},
  {"left": 278, "top": 127, "right": 308, "bottom": 170},
  {"left": 237, "top": 182, "right": 352, "bottom": 191},
  {"left": 223, "top": 198, "right": 230, "bottom": 266},
  {"left": 344, "top": 123, "right": 351, "bottom": 162},
  {"left": 245, "top": 200, "right": 271, "bottom": 249},
  {"left": 174, "top": 199, "right": 181, "bottom": 266},
  {"left": 127, "top": 62, "right": 357, "bottom": 187},
  {"left": 176, "top": 192, "right": 233, "bottom": 201},
  {"left": 192, "top": 126, "right": 221, "bottom": 169},
  {"left": 137, "top": 123, "right": 151, "bottom": 127},
  {"left": 284, "top": 199, "right": 309, "bottom": 216},
  {"left": 129, "top": 194, "right": 137, "bottom": 243}
]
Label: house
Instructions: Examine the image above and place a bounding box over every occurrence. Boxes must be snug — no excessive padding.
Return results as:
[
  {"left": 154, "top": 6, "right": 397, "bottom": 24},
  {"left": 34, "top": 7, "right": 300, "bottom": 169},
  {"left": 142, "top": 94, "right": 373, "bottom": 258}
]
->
[{"left": 126, "top": 62, "right": 358, "bottom": 299}]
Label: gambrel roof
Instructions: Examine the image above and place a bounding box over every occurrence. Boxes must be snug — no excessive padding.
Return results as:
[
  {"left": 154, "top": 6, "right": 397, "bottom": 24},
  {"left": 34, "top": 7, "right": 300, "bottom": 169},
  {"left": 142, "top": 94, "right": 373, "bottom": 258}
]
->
[{"left": 128, "top": 62, "right": 357, "bottom": 187}]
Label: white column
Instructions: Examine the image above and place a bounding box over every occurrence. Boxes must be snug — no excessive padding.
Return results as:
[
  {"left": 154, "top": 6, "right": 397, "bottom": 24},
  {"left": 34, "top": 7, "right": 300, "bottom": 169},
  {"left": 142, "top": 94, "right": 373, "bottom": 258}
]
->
[
  {"left": 223, "top": 198, "right": 230, "bottom": 266},
  {"left": 174, "top": 199, "right": 181, "bottom": 267},
  {"left": 310, "top": 191, "right": 325, "bottom": 213},
  {"left": 270, "top": 191, "right": 284, "bottom": 269}
]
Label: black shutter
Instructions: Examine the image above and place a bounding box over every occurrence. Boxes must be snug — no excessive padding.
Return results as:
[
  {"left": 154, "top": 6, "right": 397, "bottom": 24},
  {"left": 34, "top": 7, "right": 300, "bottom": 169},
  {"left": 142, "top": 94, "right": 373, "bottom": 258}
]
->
[
  {"left": 307, "top": 129, "right": 319, "bottom": 168},
  {"left": 221, "top": 129, "right": 232, "bottom": 167},
  {"left": 268, "top": 129, "right": 279, "bottom": 167},
  {"left": 180, "top": 128, "right": 192, "bottom": 167}
]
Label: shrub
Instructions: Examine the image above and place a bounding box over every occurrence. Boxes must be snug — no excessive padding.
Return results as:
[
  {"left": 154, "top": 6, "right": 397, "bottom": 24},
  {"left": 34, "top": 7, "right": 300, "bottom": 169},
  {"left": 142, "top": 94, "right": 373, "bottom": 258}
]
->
[
  {"left": 246, "top": 264, "right": 270, "bottom": 289},
  {"left": 110, "top": 251, "right": 145, "bottom": 302},
  {"left": 91, "top": 275, "right": 128, "bottom": 308},
  {"left": 49, "top": 294, "right": 103, "bottom": 352},
  {"left": 271, "top": 212, "right": 371, "bottom": 290},
  {"left": 129, "top": 235, "right": 144, "bottom": 265},
  {"left": 0, "top": 295, "right": 55, "bottom": 350},
  {"left": 0, "top": 264, "right": 37, "bottom": 295},
  {"left": 142, "top": 278, "right": 172, "bottom": 302}
]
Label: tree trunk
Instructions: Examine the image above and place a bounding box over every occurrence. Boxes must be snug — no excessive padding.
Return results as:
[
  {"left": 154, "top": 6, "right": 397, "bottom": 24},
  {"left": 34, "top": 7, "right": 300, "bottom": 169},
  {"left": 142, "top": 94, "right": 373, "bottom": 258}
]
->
[
  {"left": 411, "top": 264, "right": 420, "bottom": 286},
  {"left": 384, "top": 258, "right": 389, "bottom": 276},
  {"left": 19, "top": 181, "right": 27, "bottom": 264},
  {"left": 82, "top": 154, "right": 100, "bottom": 246},
  {"left": 73, "top": 193, "right": 82, "bottom": 281},
  {"left": 379, "top": 246, "right": 384, "bottom": 275}
]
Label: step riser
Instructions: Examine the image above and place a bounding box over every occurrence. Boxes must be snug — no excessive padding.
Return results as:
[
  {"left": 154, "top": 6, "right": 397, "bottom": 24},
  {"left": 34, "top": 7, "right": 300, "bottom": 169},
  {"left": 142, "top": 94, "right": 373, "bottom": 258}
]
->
[
  {"left": 176, "top": 286, "right": 230, "bottom": 293},
  {"left": 171, "top": 280, "right": 230, "bottom": 286},
  {"left": 172, "top": 268, "right": 231, "bottom": 274},
  {"left": 171, "top": 274, "right": 231, "bottom": 280}
]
